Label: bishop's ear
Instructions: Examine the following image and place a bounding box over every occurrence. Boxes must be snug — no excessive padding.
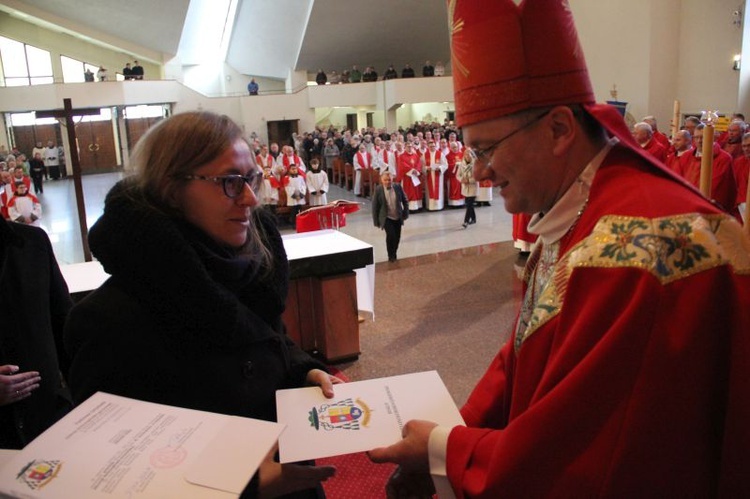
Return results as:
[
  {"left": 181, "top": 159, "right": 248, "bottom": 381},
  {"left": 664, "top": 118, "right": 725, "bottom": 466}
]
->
[{"left": 548, "top": 106, "right": 577, "bottom": 157}]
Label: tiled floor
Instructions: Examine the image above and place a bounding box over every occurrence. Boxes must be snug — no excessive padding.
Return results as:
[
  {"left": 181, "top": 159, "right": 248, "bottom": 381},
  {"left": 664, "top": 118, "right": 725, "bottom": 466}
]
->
[{"left": 38, "top": 172, "right": 515, "bottom": 265}]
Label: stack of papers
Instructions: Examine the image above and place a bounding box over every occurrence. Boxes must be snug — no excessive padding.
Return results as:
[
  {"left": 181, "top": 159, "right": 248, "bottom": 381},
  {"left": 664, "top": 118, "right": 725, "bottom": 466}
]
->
[{"left": 0, "top": 393, "right": 283, "bottom": 498}]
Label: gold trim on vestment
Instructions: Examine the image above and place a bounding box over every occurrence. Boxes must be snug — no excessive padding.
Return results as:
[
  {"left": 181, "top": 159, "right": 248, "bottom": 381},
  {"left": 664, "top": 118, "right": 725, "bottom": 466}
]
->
[{"left": 515, "top": 213, "right": 750, "bottom": 352}]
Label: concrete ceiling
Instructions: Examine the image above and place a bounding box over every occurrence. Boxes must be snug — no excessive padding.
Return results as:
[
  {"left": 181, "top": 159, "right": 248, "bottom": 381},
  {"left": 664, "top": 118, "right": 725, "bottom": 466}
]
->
[
  {"left": 4, "top": 0, "right": 189, "bottom": 57},
  {"left": 2, "top": 0, "right": 451, "bottom": 80},
  {"left": 296, "top": 0, "right": 451, "bottom": 75}
]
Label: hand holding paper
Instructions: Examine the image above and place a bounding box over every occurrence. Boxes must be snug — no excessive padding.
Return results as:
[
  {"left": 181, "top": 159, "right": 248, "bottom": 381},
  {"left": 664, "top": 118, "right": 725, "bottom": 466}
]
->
[
  {"left": 305, "top": 368, "right": 345, "bottom": 398},
  {"left": 367, "top": 419, "right": 437, "bottom": 472},
  {"left": 276, "top": 371, "right": 463, "bottom": 463}
]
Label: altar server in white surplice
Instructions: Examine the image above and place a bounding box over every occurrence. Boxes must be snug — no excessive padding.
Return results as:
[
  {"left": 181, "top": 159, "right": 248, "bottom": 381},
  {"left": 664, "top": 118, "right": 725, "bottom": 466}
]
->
[{"left": 306, "top": 159, "right": 329, "bottom": 206}]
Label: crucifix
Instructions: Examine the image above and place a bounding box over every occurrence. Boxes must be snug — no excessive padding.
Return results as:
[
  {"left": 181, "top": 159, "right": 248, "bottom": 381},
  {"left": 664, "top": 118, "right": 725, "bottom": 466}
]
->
[{"left": 36, "top": 98, "right": 102, "bottom": 262}]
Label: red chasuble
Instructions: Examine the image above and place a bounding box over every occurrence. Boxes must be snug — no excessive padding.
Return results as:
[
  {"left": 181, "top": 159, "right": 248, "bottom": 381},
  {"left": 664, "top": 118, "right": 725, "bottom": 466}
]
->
[
  {"left": 445, "top": 150, "right": 464, "bottom": 204},
  {"left": 446, "top": 145, "right": 750, "bottom": 497},
  {"left": 733, "top": 155, "right": 749, "bottom": 207},
  {"left": 679, "top": 144, "right": 738, "bottom": 218},
  {"left": 397, "top": 151, "right": 423, "bottom": 203}
]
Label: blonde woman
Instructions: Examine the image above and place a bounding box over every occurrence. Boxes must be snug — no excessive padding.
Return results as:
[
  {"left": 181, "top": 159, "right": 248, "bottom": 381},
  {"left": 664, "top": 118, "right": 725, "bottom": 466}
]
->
[{"left": 457, "top": 147, "right": 478, "bottom": 228}]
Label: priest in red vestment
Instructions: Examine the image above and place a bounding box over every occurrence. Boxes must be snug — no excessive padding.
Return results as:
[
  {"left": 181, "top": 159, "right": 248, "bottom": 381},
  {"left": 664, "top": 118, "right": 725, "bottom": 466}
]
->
[
  {"left": 634, "top": 121, "right": 667, "bottom": 163},
  {"left": 733, "top": 132, "right": 750, "bottom": 221},
  {"left": 368, "top": 1, "right": 750, "bottom": 497},
  {"left": 664, "top": 129, "right": 693, "bottom": 173},
  {"left": 445, "top": 142, "right": 465, "bottom": 207},
  {"left": 677, "top": 124, "right": 739, "bottom": 219},
  {"left": 722, "top": 121, "right": 747, "bottom": 160},
  {"left": 396, "top": 142, "right": 424, "bottom": 211}
]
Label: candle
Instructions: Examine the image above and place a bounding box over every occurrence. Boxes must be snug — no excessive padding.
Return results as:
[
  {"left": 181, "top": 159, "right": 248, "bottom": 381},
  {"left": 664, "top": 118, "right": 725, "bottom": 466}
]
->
[
  {"left": 671, "top": 100, "right": 680, "bottom": 140},
  {"left": 699, "top": 124, "right": 714, "bottom": 198}
]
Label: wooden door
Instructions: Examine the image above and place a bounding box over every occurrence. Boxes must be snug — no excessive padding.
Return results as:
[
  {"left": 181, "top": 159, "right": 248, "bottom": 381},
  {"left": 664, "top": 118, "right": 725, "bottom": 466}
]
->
[
  {"left": 267, "top": 120, "right": 298, "bottom": 148},
  {"left": 10, "top": 124, "right": 60, "bottom": 158},
  {"left": 125, "top": 117, "right": 162, "bottom": 150},
  {"left": 75, "top": 120, "right": 118, "bottom": 174}
]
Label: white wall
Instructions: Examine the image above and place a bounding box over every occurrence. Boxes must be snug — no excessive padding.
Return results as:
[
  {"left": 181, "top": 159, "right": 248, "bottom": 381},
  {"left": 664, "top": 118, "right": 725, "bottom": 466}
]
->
[
  {"left": 181, "top": 62, "right": 285, "bottom": 97},
  {"left": 571, "top": 0, "right": 743, "bottom": 127},
  {"left": 676, "top": 0, "right": 744, "bottom": 117},
  {"left": 0, "top": 12, "right": 161, "bottom": 81}
]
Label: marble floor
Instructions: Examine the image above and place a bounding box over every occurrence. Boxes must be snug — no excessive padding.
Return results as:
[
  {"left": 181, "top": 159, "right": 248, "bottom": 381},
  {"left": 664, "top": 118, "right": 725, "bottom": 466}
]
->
[{"left": 37, "top": 172, "right": 515, "bottom": 265}]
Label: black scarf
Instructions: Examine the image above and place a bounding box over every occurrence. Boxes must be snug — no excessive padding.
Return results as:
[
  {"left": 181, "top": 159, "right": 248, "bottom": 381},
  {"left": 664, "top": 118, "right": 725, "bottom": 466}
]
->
[{"left": 88, "top": 179, "right": 289, "bottom": 348}]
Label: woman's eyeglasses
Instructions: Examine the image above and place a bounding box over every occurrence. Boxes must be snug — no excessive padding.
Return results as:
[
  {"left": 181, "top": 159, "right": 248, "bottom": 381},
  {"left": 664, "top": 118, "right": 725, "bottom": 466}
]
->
[{"left": 184, "top": 172, "right": 263, "bottom": 199}]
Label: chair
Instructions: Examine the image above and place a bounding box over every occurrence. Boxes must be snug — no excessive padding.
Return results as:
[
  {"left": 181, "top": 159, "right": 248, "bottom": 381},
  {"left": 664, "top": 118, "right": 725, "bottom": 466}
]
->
[
  {"left": 344, "top": 163, "right": 354, "bottom": 191},
  {"left": 370, "top": 168, "right": 382, "bottom": 192},
  {"left": 332, "top": 158, "right": 343, "bottom": 186},
  {"left": 360, "top": 168, "right": 372, "bottom": 198}
]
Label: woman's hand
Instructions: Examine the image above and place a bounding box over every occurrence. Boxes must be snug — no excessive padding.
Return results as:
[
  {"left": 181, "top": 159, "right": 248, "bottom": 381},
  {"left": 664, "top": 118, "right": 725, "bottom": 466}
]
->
[
  {"left": 0, "top": 364, "right": 41, "bottom": 407},
  {"left": 305, "top": 369, "right": 344, "bottom": 398},
  {"left": 258, "top": 444, "right": 335, "bottom": 499}
]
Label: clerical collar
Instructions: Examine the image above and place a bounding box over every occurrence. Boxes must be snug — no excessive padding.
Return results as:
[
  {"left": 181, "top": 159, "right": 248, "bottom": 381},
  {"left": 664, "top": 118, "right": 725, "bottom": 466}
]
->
[{"left": 528, "top": 137, "right": 617, "bottom": 245}]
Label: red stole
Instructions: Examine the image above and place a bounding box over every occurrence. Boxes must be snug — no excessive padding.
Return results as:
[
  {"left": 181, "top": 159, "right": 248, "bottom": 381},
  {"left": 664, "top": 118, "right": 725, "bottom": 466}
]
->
[
  {"left": 282, "top": 154, "right": 302, "bottom": 169},
  {"left": 424, "top": 150, "right": 442, "bottom": 199},
  {"left": 355, "top": 151, "right": 372, "bottom": 169},
  {"left": 256, "top": 154, "right": 274, "bottom": 169}
]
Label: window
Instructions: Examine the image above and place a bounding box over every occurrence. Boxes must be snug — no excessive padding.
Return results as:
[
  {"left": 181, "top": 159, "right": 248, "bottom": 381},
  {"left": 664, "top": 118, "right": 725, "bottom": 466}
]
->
[
  {"left": 61, "top": 55, "right": 99, "bottom": 83},
  {"left": 0, "top": 36, "right": 53, "bottom": 86}
]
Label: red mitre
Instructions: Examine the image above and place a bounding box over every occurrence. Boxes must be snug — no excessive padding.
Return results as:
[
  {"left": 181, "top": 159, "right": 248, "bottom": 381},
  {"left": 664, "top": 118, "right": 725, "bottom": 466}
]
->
[{"left": 449, "top": 0, "right": 595, "bottom": 127}]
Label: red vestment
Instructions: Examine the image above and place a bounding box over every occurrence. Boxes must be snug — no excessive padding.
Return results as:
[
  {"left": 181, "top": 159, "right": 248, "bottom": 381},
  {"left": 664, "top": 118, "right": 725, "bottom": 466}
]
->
[
  {"left": 723, "top": 141, "right": 743, "bottom": 160},
  {"left": 447, "top": 144, "right": 750, "bottom": 497},
  {"left": 640, "top": 139, "right": 667, "bottom": 163},
  {"left": 256, "top": 153, "right": 274, "bottom": 169},
  {"left": 733, "top": 155, "right": 749, "bottom": 207},
  {"left": 445, "top": 151, "right": 465, "bottom": 206},
  {"left": 652, "top": 129, "right": 670, "bottom": 149},
  {"left": 664, "top": 148, "right": 692, "bottom": 173},
  {"left": 423, "top": 150, "right": 445, "bottom": 201},
  {"left": 678, "top": 144, "right": 738, "bottom": 217},
  {"left": 512, "top": 213, "right": 537, "bottom": 248},
  {"left": 281, "top": 153, "right": 305, "bottom": 173},
  {"left": 396, "top": 151, "right": 423, "bottom": 209}
]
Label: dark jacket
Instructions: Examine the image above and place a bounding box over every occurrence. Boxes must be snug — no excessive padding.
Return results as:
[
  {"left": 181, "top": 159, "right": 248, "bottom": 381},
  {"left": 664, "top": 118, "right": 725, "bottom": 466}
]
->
[
  {"left": 372, "top": 183, "right": 409, "bottom": 228},
  {"left": 64, "top": 181, "right": 325, "bottom": 423},
  {"left": 0, "top": 218, "right": 72, "bottom": 448}
]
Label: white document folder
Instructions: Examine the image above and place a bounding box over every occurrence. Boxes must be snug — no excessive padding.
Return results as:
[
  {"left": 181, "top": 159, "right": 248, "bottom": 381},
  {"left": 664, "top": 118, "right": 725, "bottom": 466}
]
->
[
  {"left": 0, "top": 392, "right": 284, "bottom": 498},
  {"left": 276, "top": 370, "right": 464, "bottom": 463}
]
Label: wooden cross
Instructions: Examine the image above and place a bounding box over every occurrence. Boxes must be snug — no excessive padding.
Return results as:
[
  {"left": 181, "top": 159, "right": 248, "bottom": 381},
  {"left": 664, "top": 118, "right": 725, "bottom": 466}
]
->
[{"left": 36, "top": 98, "right": 102, "bottom": 262}]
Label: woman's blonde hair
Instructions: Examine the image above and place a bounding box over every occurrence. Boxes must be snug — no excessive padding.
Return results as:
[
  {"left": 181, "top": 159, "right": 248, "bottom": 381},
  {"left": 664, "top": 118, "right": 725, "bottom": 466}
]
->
[{"left": 129, "top": 111, "right": 272, "bottom": 263}]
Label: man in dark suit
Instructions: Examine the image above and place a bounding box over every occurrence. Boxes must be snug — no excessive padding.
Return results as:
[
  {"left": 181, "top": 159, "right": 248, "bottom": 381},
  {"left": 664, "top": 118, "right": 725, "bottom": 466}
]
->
[
  {"left": 0, "top": 217, "right": 73, "bottom": 448},
  {"left": 372, "top": 171, "right": 409, "bottom": 262}
]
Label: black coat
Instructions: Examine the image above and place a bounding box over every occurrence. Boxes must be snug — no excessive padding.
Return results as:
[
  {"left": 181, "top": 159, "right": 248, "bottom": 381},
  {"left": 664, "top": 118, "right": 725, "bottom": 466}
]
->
[
  {"left": 64, "top": 182, "right": 326, "bottom": 423},
  {"left": 372, "top": 184, "right": 409, "bottom": 228},
  {"left": 0, "top": 218, "right": 72, "bottom": 448}
]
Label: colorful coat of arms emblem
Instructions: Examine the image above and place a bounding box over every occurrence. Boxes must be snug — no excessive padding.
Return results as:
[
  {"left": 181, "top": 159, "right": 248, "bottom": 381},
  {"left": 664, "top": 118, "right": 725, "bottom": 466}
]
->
[
  {"left": 15, "top": 459, "right": 62, "bottom": 490},
  {"left": 308, "top": 398, "right": 372, "bottom": 431}
]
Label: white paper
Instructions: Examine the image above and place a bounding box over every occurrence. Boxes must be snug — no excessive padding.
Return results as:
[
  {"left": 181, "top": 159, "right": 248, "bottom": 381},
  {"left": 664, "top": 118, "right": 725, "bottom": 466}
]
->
[
  {"left": 409, "top": 170, "right": 421, "bottom": 187},
  {"left": 0, "top": 392, "right": 284, "bottom": 498},
  {"left": 276, "top": 371, "right": 464, "bottom": 463}
]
